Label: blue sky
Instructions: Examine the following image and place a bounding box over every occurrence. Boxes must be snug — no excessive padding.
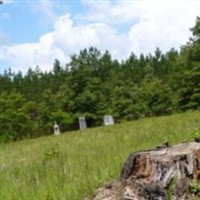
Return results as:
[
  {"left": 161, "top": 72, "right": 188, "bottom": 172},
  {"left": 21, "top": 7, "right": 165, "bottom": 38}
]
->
[
  {"left": 1, "top": 0, "right": 200, "bottom": 74},
  {"left": 1, "top": 1, "right": 88, "bottom": 43}
]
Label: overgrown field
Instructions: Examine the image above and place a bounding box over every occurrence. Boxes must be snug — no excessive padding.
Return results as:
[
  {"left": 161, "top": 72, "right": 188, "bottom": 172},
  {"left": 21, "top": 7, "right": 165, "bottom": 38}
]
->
[{"left": 0, "top": 111, "right": 200, "bottom": 200}]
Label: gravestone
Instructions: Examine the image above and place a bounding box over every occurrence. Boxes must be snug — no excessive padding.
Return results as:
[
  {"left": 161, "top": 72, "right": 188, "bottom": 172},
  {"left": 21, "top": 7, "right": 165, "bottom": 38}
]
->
[
  {"left": 53, "top": 122, "right": 60, "bottom": 135},
  {"left": 79, "top": 117, "right": 87, "bottom": 129},
  {"left": 103, "top": 115, "right": 114, "bottom": 126}
]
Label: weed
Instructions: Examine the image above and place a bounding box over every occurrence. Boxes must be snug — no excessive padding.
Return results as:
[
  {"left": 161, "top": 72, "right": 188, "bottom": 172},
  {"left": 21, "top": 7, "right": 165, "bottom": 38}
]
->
[
  {"left": 189, "top": 180, "right": 200, "bottom": 196},
  {"left": 43, "top": 142, "right": 61, "bottom": 160}
]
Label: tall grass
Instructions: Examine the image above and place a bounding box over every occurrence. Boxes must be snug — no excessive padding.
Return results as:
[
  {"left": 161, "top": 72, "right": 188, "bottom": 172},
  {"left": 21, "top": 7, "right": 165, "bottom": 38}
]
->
[{"left": 0, "top": 111, "right": 200, "bottom": 200}]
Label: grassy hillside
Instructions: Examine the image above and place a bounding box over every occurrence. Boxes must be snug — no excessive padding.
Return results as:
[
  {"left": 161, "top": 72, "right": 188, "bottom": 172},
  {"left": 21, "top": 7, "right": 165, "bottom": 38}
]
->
[{"left": 0, "top": 111, "right": 200, "bottom": 200}]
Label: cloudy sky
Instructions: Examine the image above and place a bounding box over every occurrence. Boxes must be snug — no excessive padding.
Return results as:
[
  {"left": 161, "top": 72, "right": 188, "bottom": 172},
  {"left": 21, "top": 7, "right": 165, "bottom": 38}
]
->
[{"left": 0, "top": 0, "right": 200, "bottom": 73}]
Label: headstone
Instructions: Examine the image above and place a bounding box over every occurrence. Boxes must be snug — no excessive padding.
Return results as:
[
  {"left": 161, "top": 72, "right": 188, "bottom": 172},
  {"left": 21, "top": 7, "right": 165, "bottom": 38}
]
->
[
  {"left": 103, "top": 115, "right": 114, "bottom": 126},
  {"left": 79, "top": 117, "right": 87, "bottom": 129},
  {"left": 54, "top": 122, "right": 60, "bottom": 135}
]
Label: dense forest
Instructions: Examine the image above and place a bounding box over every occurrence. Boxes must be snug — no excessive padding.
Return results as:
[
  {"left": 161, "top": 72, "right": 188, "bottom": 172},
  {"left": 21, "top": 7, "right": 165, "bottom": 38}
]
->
[{"left": 0, "top": 17, "right": 199, "bottom": 142}]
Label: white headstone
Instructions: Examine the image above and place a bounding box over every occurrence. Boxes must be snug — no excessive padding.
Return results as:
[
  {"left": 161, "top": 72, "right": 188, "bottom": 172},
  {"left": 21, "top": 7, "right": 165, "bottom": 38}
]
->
[
  {"left": 103, "top": 115, "right": 114, "bottom": 126},
  {"left": 54, "top": 122, "right": 60, "bottom": 135},
  {"left": 79, "top": 117, "right": 87, "bottom": 129}
]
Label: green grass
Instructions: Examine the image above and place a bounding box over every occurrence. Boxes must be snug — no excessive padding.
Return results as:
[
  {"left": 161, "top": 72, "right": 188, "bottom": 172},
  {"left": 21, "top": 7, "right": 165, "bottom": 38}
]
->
[{"left": 0, "top": 111, "right": 200, "bottom": 200}]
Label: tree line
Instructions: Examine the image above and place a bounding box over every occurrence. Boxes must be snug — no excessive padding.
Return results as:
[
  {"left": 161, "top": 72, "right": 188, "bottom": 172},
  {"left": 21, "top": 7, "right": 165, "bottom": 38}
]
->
[{"left": 0, "top": 17, "right": 199, "bottom": 142}]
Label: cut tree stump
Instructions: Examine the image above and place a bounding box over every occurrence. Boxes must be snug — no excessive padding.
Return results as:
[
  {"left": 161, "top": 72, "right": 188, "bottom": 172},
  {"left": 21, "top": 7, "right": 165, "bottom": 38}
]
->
[{"left": 91, "top": 141, "right": 200, "bottom": 200}]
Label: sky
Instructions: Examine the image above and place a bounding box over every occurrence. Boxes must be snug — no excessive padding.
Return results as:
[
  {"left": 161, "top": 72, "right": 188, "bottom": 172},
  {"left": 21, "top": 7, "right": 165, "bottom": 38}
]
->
[{"left": 0, "top": 0, "right": 200, "bottom": 74}]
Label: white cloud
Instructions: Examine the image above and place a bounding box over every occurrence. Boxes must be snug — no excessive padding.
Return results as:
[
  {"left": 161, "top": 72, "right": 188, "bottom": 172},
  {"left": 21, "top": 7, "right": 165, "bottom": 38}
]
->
[
  {"left": 81, "top": 0, "right": 141, "bottom": 25},
  {"left": 1, "top": 0, "right": 200, "bottom": 73},
  {"left": 52, "top": 14, "right": 127, "bottom": 55},
  {"left": 2, "top": 13, "right": 127, "bottom": 72},
  {"left": 126, "top": 0, "right": 200, "bottom": 55},
  {"left": 2, "top": 32, "right": 69, "bottom": 72},
  {"left": 27, "top": 0, "right": 57, "bottom": 26},
  {"left": 82, "top": 0, "right": 200, "bottom": 55}
]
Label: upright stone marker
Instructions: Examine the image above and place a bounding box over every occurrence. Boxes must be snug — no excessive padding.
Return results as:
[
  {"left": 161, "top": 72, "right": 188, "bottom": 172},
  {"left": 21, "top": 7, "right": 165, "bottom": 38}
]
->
[
  {"left": 79, "top": 117, "right": 87, "bottom": 129},
  {"left": 54, "top": 122, "right": 60, "bottom": 135},
  {"left": 103, "top": 115, "right": 114, "bottom": 126}
]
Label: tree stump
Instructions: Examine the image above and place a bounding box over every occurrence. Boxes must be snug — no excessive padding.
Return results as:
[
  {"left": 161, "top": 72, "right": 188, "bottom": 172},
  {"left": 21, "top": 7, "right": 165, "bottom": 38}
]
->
[{"left": 92, "top": 142, "right": 200, "bottom": 200}]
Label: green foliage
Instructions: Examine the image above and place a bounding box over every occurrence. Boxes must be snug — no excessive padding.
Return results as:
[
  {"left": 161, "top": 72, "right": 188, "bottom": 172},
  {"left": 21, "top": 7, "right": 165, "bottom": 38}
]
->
[
  {"left": 166, "top": 177, "right": 177, "bottom": 200},
  {"left": 43, "top": 143, "right": 61, "bottom": 160},
  {"left": 189, "top": 180, "right": 200, "bottom": 196},
  {"left": 0, "top": 92, "right": 34, "bottom": 141},
  {"left": 0, "top": 17, "right": 200, "bottom": 141},
  {"left": 176, "top": 64, "right": 200, "bottom": 111}
]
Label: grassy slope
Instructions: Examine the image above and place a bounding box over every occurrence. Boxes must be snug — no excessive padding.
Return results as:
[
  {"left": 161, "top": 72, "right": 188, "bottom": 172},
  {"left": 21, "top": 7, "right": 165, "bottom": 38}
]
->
[{"left": 0, "top": 111, "right": 200, "bottom": 200}]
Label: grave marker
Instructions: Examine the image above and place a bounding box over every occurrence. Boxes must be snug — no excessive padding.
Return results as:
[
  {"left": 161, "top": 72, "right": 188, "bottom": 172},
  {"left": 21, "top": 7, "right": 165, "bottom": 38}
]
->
[
  {"left": 103, "top": 115, "right": 114, "bottom": 126},
  {"left": 54, "top": 122, "right": 60, "bottom": 135},
  {"left": 79, "top": 117, "right": 87, "bottom": 129}
]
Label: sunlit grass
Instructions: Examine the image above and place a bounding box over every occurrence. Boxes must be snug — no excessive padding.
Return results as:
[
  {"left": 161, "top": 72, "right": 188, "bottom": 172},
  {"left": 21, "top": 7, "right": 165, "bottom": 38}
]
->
[{"left": 0, "top": 111, "right": 200, "bottom": 200}]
